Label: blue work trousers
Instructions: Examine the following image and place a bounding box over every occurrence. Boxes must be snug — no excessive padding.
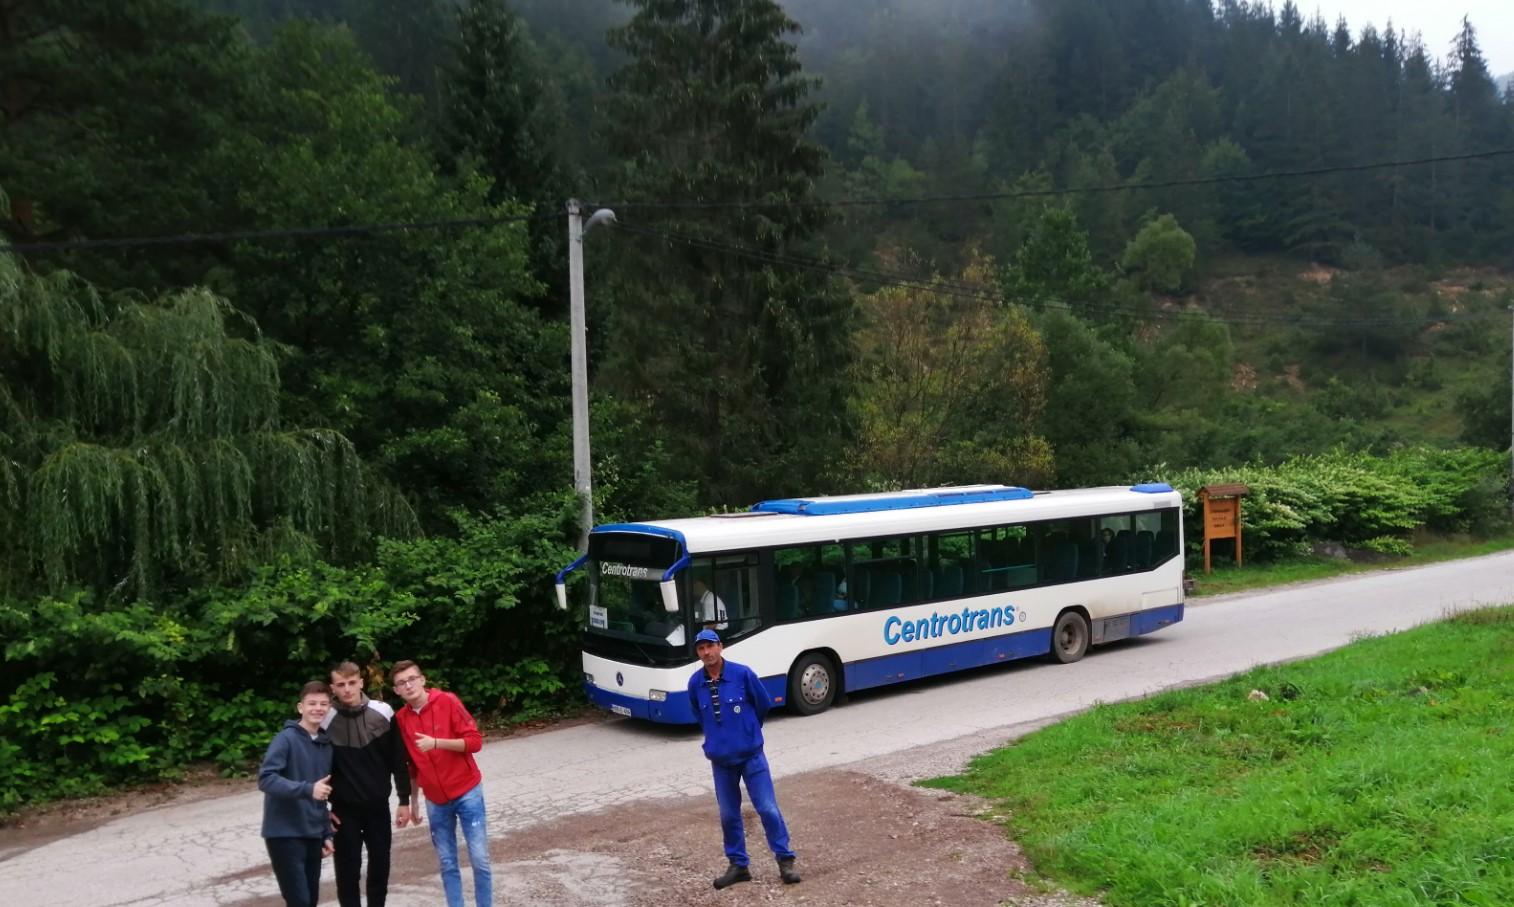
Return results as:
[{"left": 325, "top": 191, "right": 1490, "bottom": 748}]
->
[
  {"left": 424, "top": 782, "right": 493, "bottom": 907},
  {"left": 711, "top": 751, "right": 795, "bottom": 867}
]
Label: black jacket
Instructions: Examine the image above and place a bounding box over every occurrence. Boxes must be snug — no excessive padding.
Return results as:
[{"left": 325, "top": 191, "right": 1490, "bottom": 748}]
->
[{"left": 322, "top": 696, "right": 411, "bottom": 808}]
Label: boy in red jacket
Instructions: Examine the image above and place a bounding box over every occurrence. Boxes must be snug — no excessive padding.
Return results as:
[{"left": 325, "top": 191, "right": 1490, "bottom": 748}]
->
[{"left": 390, "top": 660, "right": 491, "bottom": 907}]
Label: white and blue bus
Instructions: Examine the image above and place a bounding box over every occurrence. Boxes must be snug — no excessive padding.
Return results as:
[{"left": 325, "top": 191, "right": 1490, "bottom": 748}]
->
[{"left": 554, "top": 483, "right": 1184, "bottom": 723}]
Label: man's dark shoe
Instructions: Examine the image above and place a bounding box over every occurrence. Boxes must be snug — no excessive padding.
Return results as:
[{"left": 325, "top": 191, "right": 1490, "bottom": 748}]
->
[
  {"left": 778, "top": 857, "right": 801, "bottom": 885},
  {"left": 713, "top": 862, "right": 751, "bottom": 889}
]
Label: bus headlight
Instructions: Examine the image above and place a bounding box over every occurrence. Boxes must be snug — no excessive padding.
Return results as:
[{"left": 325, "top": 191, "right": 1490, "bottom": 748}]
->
[
  {"left": 648, "top": 689, "right": 668, "bottom": 702},
  {"left": 583, "top": 672, "right": 595, "bottom": 686}
]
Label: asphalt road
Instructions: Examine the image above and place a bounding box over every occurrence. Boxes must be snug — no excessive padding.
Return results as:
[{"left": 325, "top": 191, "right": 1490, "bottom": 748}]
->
[{"left": 4, "top": 552, "right": 1512, "bottom": 905}]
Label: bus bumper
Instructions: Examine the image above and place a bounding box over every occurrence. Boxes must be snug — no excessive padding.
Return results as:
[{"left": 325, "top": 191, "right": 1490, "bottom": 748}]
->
[{"left": 584, "top": 682, "right": 698, "bottom": 725}]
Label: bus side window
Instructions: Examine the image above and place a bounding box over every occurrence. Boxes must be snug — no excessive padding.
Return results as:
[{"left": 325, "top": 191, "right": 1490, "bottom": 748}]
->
[
  {"left": 819, "top": 543, "right": 848, "bottom": 613},
  {"left": 973, "top": 528, "right": 999, "bottom": 593},
  {"left": 1038, "top": 521, "right": 1078, "bottom": 583},
  {"left": 771, "top": 547, "right": 811, "bottom": 623},
  {"left": 771, "top": 544, "right": 848, "bottom": 621},
  {"left": 698, "top": 555, "right": 761, "bottom": 640},
  {"left": 1134, "top": 510, "right": 1170, "bottom": 569},
  {"left": 932, "top": 532, "right": 972, "bottom": 601},
  {"left": 1152, "top": 509, "right": 1180, "bottom": 564},
  {"left": 849, "top": 536, "right": 920, "bottom": 610},
  {"left": 1100, "top": 516, "right": 1134, "bottom": 574},
  {"left": 1076, "top": 520, "right": 1102, "bottom": 578}
]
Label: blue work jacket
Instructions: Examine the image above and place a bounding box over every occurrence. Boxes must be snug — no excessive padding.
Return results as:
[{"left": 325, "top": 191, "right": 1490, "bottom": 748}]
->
[{"left": 687, "top": 659, "right": 771, "bottom": 766}]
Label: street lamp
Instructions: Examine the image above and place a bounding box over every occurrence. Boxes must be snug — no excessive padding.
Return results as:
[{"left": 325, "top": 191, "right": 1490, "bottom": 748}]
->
[{"left": 567, "top": 199, "right": 617, "bottom": 551}]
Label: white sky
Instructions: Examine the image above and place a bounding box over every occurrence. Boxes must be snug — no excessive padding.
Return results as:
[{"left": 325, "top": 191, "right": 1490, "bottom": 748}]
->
[{"left": 1309, "top": 2, "right": 1514, "bottom": 77}]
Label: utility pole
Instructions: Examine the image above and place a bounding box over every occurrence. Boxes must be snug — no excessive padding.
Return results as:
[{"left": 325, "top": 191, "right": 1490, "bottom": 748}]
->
[
  {"left": 566, "top": 200, "right": 616, "bottom": 551},
  {"left": 1509, "top": 306, "right": 1513, "bottom": 520}
]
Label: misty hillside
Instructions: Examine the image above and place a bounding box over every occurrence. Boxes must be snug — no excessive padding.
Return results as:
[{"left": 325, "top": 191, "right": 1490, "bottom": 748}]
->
[{"left": 5, "top": 0, "right": 1514, "bottom": 817}]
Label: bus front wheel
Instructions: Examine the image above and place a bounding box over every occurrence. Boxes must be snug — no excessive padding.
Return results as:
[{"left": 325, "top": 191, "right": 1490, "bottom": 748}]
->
[
  {"left": 787, "top": 652, "right": 837, "bottom": 715},
  {"left": 1050, "top": 610, "right": 1090, "bottom": 664}
]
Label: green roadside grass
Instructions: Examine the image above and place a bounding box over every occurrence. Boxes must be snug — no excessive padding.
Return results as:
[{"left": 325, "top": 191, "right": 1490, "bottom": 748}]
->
[
  {"left": 927, "top": 606, "right": 1514, "bottom": 907},
  {"left": 1189, "top": 533, "right": 1514, "bottom": 597}
]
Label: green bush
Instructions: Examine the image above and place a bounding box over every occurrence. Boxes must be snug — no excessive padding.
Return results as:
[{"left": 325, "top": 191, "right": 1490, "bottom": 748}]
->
[
  {"left": 0, "top": 497, "right": 581, "bottom": 812},
  {"left": 1358, "top": 536, "right": 1414, "bottom": 557},
  {"left": 1164, "top": 447, "right": 1509, "bottom": 562}
]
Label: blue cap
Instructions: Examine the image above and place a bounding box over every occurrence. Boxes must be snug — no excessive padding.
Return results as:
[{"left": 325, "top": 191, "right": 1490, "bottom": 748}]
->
[{"left": 694, "top": 629, "right": 721, "bottom": 645}]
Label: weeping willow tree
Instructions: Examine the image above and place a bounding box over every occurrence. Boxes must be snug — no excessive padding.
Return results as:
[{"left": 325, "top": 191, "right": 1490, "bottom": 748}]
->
[{"left": 0, "top": 252, "right": 415, "bottom": 599}]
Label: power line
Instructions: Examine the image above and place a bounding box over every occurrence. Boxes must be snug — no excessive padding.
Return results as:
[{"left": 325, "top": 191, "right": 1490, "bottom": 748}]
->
[
  {"left": 594, "top": 147, "right": 1514, "bottom": 212},
  {"left": 5, "top": 146, "right": 1510, "bottom": 264},
  {"left": 3, "top": 210, "right": 556, "bottom": 255},
  {"left": 617, "top": 220, "right": 1499, "bottom": 330},
  {"left": 5, "top": 147, "right": 1509, "bottom": 255}
]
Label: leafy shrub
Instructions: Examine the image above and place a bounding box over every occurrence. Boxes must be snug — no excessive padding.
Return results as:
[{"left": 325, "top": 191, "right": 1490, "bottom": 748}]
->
[
  {"left": 1164, "top": 447, "right": 1509, "bottom": 562},
  {"left": 1358, "top": 536, "right": 1413, "bottom": 557},
  {"left": 0, "top": 497, "right": 582, "bottom": 812}
]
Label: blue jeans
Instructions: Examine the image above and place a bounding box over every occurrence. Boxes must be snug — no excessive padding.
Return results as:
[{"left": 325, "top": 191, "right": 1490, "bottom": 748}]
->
[
  {"left": 712, "top": 751, "right": 794, "bottom": 867},
  {"left": 425, "top": 783, "right": 492, "bottom": 907}
]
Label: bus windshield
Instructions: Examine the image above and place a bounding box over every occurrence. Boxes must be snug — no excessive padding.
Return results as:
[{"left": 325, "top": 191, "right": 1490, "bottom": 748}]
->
[{"left": 587, "top": 564, "right": 690, "bottom": 648}]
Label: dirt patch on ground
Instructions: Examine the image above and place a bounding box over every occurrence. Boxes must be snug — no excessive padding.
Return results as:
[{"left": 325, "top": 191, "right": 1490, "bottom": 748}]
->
[
  {"left": 494, "top": 770, "right": 1049, "bottom": 907},
  {"left": 1231, "top": 362, "right": 1257, "bottom": 392},
  {"left": 1298, "top": 265, "right": 1337, "bottom": 284},
  {"left": 235, "top": 769, "right": 1097, "bottom": 907}
]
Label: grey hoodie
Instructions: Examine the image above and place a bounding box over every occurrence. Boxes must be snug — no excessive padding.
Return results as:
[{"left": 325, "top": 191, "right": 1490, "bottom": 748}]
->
[{"left": 258, "top": 719, "right": 333, "bottom": 839}]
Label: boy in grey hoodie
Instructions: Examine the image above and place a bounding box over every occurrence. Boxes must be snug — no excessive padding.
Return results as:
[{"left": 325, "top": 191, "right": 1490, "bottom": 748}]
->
[{"left": 259, "top": 681, "right": 336, "bottom": 907}]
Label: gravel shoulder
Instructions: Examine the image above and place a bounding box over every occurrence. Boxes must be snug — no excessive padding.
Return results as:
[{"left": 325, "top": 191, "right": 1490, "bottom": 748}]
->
[{"left": 229, "top": 768, "right": 1101, "bottom": 907}]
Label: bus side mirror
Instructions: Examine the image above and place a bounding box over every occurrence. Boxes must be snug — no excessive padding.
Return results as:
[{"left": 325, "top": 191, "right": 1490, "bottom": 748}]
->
[
  {"left": 660, "top": 579, "right": 679, "bottom": 613},
  {"left": 555, "top": 581, "right": 568, "bottom": 611}
]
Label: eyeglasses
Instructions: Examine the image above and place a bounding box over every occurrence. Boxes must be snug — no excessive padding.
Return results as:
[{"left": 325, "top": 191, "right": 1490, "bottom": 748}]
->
[{"left": 393, "top": 676, "right": 423, "bottom": 688}]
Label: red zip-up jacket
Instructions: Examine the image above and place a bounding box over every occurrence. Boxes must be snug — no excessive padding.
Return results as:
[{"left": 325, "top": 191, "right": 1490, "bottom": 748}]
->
[{"left": 395, "top": 689, "right": 484, "bottom": 805}]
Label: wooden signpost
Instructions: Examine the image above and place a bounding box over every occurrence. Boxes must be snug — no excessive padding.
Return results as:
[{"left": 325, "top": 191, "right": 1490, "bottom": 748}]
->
[{"left": 1199, "top": 483, "right": 1249, "bottom": 574}]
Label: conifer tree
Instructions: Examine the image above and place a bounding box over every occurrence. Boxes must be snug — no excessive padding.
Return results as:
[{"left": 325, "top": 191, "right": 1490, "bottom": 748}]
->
[
  {"left": 603, "top": 0, "right": 854, "bottom": 503},
  {"left": 0, "top": 0, "right": 252, "bottom": 290},
  {"left": 441, "top": 0, "right": 564, "bottom": 207},
  {"left": 1443, "top": 17, "right": 1505, "bottom": 256},
  {"left": 439, "top": 0, "right": 575, "bottom": 297}
]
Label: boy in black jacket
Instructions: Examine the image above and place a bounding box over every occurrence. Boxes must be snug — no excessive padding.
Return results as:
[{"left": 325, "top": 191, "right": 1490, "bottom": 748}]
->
[
  {"left": 324, "top": 661, "right": 413, "bottom": 907},
  {"left": 258, "top": 681, "right": 335, "bottom": 907}
]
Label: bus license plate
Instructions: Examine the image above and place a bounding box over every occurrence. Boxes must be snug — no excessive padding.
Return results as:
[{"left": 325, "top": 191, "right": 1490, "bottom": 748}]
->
[{"left": 610, "top": 704, "right": 632, "bottom": 717}]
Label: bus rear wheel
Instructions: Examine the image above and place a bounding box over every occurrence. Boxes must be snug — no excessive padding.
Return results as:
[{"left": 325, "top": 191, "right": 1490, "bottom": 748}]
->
[
  {"left": 1050, "top": 610, "right": 1090, "bottom": 664},
  {"left": 787, "top": 652, "right": 837, "bottom": 715}
]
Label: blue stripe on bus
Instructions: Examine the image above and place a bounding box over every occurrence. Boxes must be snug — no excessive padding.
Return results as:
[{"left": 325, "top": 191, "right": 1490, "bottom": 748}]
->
[
  {"left": 843, "top": 602, "right": 1183, "bottom": 693},
  {"left": 583, "top": 677, "right": 786, "bottom": 726},
  {"left": 761, "top": 674, "right": 788, "bottom": 707},
  {"left": 752, "top": 486, "right": 1033, "bottom": 516},
  {"left": 1131, "top": 602, "right": 1184, "bottom": 634},
  {"left": 844, "top": 626, "right": 1054, "bottom": 692},
  {"left": 584, "top": 682, "right": 699, "bottom": 724}
]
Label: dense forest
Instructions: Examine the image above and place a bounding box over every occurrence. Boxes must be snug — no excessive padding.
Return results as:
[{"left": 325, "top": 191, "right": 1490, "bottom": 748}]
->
[{"left": 2, "top": 0, "right": 1512, "bottom": 807}]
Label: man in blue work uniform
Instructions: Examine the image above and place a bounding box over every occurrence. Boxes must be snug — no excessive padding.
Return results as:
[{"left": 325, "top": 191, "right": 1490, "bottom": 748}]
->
[{"left": 687, "top": 628, "right": 801, "bottom": 889}]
